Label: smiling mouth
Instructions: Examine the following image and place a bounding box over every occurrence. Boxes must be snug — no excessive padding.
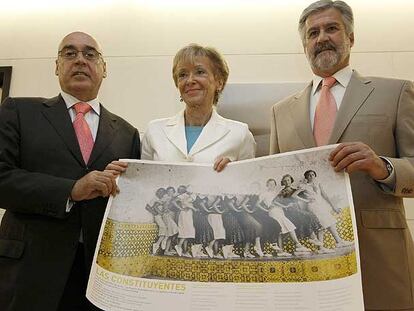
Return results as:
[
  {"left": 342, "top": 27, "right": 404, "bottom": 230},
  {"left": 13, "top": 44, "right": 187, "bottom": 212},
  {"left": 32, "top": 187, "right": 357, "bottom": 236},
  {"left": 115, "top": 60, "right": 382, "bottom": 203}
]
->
[
  {"left": 72, "top": 71, "right": 89, "bottom": 77},
  {"left": 185, "top": 89, "right": 200, "bottom": 94}
]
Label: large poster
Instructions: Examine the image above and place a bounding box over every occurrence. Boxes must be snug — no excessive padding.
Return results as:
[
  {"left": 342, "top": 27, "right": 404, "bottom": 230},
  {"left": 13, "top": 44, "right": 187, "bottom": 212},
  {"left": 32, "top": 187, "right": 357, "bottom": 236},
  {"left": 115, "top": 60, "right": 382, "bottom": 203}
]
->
[{"left": 87, "top": 146, "right": 364, "bottom": 310}]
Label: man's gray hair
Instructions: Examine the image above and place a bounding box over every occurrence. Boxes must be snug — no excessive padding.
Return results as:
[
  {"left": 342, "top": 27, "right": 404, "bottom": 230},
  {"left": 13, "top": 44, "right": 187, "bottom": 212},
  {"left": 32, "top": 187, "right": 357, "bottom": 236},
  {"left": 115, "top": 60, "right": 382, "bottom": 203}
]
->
[{"left": 298, "top": 0, "right": 354, "bottom": 45}]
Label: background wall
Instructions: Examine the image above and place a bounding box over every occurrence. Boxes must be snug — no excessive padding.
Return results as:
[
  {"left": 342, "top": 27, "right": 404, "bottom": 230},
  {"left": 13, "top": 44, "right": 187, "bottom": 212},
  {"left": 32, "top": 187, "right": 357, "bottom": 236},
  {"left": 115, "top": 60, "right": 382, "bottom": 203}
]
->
[{"left": 0, "top": 0, "right": 413, "bottom": 236}]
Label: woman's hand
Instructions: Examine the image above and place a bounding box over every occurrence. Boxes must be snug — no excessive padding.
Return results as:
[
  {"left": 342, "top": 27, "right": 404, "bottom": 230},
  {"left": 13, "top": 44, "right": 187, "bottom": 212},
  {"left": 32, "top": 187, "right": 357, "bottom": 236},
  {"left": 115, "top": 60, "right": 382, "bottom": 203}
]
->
[{"left": 213, "top": 157, "right": 231, "bottom": 172}]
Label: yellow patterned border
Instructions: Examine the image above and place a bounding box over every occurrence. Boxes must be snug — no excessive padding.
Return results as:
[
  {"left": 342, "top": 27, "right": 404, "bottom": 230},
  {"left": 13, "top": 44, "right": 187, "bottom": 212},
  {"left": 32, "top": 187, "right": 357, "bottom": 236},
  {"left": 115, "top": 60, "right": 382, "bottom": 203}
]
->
[{"left": 97, "top": 207, "right": 356, "bottom": 282}]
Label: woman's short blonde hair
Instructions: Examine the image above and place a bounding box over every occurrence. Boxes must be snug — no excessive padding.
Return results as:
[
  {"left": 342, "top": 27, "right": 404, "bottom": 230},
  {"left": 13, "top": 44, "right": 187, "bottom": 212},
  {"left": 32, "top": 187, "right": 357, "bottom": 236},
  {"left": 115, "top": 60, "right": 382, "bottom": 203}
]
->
[{"left": 172, "top": 43, "right": 229, "bottom": 105}]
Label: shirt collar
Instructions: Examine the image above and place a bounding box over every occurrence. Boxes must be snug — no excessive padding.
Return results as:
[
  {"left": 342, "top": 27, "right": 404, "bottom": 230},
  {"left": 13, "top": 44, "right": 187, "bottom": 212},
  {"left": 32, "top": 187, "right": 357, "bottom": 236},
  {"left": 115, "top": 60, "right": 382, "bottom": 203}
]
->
[
  {"left": 60, "top": 90, "right": 101, "bottom": 115},
  {"left": 311, "top": 65, "right": 353, "bottom": 95}
]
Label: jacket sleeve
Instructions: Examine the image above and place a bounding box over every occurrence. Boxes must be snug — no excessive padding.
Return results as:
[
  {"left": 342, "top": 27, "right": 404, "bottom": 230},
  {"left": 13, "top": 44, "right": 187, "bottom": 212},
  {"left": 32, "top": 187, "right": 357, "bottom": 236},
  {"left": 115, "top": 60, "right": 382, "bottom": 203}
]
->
[
  {"left": 140, "top": 125, "right": 155, "bottom": 160},
  {"left": 269, "top": 104, "right": 281, "bottom": 155},
  {"left": 388, "top": 80, "right": 414, "bottom": 197},
  {"left": 238, "top": 124, "right": 256, "bottom": 160}
]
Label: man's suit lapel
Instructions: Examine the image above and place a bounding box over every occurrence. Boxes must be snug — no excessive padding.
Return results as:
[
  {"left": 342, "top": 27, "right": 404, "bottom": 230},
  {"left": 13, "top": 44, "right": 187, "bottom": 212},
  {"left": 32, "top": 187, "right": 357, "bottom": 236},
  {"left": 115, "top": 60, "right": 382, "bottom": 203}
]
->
[
  {"left": 189, "top": 110, "right": 229, "bottom": 155},
  {"left": 88, "top": 105, "right": 118, "bottom": 166},
  {"left": 42, "top": 95, "right": 84, "bottom": 165},
  {"left": 329, "top": 71, "right": 374, "bottom": 144},
  {"left": 289, "top": 83, "right": 316, "bottom": 148}
]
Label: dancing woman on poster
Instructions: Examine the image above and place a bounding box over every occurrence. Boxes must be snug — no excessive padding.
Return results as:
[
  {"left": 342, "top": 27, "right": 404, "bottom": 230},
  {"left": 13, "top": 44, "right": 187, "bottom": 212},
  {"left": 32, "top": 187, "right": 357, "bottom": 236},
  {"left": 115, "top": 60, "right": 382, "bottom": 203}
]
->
[
  {"left": 259, "top": 178, "right": 310, "bottom": 255},
  {"left": 145, "top": 188, "right": 169, "bottom": 254},
  {"left": 173, "top": 185, "right": 197, "bottom": 257},
  {"left": 277, "top": 174, "right": 322, "bottom": 246},
  {"left": 295, "top": 170, "right": 351, "bottom": 252},
  {"left": 225, "top": 194, "right": 264, "bottom": 258}
]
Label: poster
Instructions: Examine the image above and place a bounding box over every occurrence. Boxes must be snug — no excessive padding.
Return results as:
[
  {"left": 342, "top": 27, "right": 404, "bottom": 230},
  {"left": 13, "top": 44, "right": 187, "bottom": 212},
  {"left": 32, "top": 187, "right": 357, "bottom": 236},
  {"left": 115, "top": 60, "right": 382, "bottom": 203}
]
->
[{"left": 87, "top": 146, "right": 364, "bottom": 310}]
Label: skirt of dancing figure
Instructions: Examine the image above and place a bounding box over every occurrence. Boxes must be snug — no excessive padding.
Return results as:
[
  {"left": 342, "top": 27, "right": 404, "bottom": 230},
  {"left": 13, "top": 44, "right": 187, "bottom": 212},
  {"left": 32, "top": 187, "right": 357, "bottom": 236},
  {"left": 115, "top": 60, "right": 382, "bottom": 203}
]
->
[
  {"left": 154, "top": 214, "right": 167, "bottom": 236},
  {"left": 162, "top": 211, "right": 179, "bottom": 237},
  {"left": 178, "top": 209, "right": 196, "bottom": 239},
  {"left": 222, "top": 211, "right": 245, "bottom": 244},
  {"left": 307, "top": 198, "right": 336, "bottom": 228},
  {"left": 253, "top": 209, "right": 281, "bottom": 243},
  {"left": 235, "top": 212, "right": 262, "bottom": 243},
  {"left": 207, "top": 213, "right": 226, "bottom": 240},
  {"left": 193, "top": 210, "right": 214, "bottom": 245},
  {"left": 283, "top": 204, "right": 322, "bottom": 239},
  {"left": 268, "top": 206, "right": 296, "bottom": 234}
]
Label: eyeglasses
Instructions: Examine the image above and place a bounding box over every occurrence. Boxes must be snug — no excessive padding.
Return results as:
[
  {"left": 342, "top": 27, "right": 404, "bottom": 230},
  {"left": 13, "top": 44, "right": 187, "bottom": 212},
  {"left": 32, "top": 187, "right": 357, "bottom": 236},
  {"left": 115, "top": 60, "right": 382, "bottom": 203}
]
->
[{"left": 58, "top": 47, "right": 102, "bottom": 61}]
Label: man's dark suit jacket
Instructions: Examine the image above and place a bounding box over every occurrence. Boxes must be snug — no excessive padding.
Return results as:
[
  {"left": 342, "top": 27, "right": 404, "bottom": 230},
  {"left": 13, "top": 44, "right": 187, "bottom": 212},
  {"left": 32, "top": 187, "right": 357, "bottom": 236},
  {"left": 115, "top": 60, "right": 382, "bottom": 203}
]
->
[{"left": 0, "top": 95, "right": 141, "bottom": 310}]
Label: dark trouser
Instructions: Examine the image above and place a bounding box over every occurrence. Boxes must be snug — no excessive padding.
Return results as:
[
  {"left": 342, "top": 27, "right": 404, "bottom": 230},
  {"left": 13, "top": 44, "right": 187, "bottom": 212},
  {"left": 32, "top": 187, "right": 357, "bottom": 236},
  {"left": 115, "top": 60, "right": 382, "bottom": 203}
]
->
[{"left": 57, "top": 244, "right": 102, "bottom": 311}]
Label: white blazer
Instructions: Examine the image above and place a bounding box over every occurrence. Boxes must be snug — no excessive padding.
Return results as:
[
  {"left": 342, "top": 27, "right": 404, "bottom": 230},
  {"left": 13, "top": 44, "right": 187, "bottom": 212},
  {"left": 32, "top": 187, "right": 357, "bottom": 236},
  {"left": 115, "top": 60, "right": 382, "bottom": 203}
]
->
[{"left": 141, "top": 109, "right": 256, "bottom": 163}]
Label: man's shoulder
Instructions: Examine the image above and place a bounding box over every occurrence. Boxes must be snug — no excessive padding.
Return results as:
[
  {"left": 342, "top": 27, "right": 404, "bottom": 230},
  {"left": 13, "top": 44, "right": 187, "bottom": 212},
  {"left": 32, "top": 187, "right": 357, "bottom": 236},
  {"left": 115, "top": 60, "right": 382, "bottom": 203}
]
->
[
  {"left": 3, "top": 96, "right": 54, "bottom": 106},
  {"left": 271, "top": 86, "right": 308, "bottom": 112},
  {"left": 354, "top": 72, "right": 411, "bottom": 88},
  {"left": 367, "top": 75, "right": 408, "bottom": 83},
  {"left": 1, "top": 96, "right": 60, "bottom": 111},
  {"left": 101, "top": 106, "right": 138, "bottom": 132}
]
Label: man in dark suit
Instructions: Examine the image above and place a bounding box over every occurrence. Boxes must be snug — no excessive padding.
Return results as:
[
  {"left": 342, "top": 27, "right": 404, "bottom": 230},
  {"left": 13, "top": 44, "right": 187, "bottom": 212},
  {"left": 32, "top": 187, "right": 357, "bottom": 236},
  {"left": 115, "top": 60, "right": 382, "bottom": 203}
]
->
[
  {"left": 0, "top": 32, "right": 140, "bottom": 310},
  {"left": 270, "top": 1, "right": 414, "bottom": 310}
]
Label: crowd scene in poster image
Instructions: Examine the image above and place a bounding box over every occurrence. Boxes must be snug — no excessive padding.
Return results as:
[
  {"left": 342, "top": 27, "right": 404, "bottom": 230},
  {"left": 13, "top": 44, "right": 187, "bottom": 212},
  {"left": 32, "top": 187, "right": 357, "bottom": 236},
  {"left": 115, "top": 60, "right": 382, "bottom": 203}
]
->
[{"left": 145, "top": 170, "right": 354, "bottom": 260}]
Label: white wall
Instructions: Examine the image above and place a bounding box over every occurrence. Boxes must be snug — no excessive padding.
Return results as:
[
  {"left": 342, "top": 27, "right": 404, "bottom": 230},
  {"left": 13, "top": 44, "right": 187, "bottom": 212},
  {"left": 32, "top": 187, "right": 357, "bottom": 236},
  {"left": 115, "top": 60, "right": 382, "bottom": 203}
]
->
[
  {"left": 1, "top": 0, "right": 414, "bottom": 131},
  {"left": 0, "top": 0, "right": 413, "bottom": 235}
]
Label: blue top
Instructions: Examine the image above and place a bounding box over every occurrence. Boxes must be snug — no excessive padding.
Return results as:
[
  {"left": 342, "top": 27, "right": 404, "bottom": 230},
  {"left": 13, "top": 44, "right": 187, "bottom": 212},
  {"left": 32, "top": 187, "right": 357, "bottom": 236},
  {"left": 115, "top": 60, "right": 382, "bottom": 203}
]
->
[{"left": 185, "top": 126, "right": 203, "bottom": 153}]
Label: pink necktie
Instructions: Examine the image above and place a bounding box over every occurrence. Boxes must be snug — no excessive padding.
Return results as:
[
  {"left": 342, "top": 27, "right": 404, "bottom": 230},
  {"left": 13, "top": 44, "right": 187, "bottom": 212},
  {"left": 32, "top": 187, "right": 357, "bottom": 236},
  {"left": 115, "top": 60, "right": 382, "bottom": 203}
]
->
[
  {"left": 313, "top": 77, "right": 337, "bottom": 146},
  {"left": 73, "top": 102, "right": 94, "bottom": 164}
]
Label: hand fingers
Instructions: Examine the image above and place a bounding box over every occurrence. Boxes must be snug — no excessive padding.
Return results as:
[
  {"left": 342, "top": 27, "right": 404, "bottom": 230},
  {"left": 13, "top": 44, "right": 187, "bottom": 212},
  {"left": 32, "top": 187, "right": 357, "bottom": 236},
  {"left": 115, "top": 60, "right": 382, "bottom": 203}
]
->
[
  {"left": 105, "top": 161, "right": 128, "bottom": 174},
  {"left": 213, "top": 158, "right": 222, "bottom": 171},
  {"left": 111, "top": 161, "right": 128, "bottom": 168},
  {"left": 329, "top": 142, "right": 360, "bottom": 159},
  {"left": 329, "top": 142, "right": 387, "bottom": 179},
  {"left": 214, "top": 157, "right": 231, "bottom": 172},
  {"left": 93, "top": 175, "right": 112, "bottom": 197},
  {"left": 331, "top": 150, "right": 366, "bottom": 172},
  {"left": 329, "top": 142, "right": 362, "bottom": 167},
  {"left": 90, "top": 171, "right": 117, "bottom": 197},
  {"left": 105, "top": 169, "right": 123, "bottom": 176}
]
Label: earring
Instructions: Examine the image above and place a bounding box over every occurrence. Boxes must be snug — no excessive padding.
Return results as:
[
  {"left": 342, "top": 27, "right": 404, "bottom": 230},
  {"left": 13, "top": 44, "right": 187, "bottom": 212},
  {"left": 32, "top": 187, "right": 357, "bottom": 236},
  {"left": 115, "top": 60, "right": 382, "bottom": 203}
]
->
[
  {"left": 180, "top": 96, "right": 183, "bottom": 102},
  {"left": 215, "top": 90, "right": 221, "bottom": 103}
]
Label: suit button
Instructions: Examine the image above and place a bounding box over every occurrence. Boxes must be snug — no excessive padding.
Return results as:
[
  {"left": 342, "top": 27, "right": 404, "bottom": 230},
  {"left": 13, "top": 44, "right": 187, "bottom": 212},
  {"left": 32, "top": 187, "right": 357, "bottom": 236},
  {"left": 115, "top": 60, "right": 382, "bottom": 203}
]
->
[{"left": 186, "top": 156, "right": 193, "bottom": 162}]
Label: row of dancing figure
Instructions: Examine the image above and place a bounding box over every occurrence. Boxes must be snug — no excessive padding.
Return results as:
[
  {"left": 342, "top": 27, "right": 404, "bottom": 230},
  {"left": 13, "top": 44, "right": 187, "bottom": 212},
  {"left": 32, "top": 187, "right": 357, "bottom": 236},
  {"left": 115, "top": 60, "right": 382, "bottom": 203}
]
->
[{"left": 145, "top": 170, "right": 352, "bottom": 259}]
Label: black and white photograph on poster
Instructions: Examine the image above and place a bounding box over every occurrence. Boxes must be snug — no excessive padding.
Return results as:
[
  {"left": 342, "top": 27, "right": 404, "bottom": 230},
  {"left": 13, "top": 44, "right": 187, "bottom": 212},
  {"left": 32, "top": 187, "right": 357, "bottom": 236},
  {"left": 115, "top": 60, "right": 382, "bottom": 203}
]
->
[{"left": 87, "top": 145, "right": 364, "bottom": 311}]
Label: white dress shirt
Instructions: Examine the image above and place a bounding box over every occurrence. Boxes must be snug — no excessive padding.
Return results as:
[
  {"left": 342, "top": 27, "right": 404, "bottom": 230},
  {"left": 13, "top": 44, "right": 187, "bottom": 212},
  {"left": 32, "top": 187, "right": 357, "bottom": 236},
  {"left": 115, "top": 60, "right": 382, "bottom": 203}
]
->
[{"left": 61, "top": 91, "right": 100, "bottom": 140}]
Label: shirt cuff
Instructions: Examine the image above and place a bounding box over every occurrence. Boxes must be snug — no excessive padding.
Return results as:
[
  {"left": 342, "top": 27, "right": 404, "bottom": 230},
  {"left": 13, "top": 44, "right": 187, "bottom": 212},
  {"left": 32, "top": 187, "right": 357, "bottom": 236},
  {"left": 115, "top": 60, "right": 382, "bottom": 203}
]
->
[
  {"left": 376, "top": 157, "right": 396, "bottom": 191},
  {"left": 66, "top": 197, "right": 75, "bottom": 212}
]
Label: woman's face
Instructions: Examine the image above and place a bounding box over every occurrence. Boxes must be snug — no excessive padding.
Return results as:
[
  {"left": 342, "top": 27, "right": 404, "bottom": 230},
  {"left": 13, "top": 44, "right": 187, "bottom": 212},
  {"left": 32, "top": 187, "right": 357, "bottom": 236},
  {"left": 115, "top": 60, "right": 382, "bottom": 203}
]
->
[
  {"left": 266, "top": 179, "right": 277, "bottom": 190},
  {"left": 177, "top": 186, "right": 187, "bottom": 194},
  {"left": 176, "top": 56, "right": 222, "bottom": 109},
  {"left": 306, "top": 171, "right": 316, "bottom": 182},
  {"left": 155, "top": 189, "right": 166, "bottom": 199},
  {"left": 282, "top": 176, "right": 292, "bottom": 187}
]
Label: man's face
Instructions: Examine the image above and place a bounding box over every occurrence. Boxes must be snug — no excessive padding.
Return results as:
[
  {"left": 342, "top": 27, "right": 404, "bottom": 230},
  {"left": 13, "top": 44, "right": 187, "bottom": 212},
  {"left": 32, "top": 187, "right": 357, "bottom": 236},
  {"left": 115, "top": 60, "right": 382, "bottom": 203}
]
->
[
  {"left": 55, "top": 32, "right": 106, "bottom": 101},
  {"left": 303, "top": 8, "right": 354, "bottom": 77}
]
